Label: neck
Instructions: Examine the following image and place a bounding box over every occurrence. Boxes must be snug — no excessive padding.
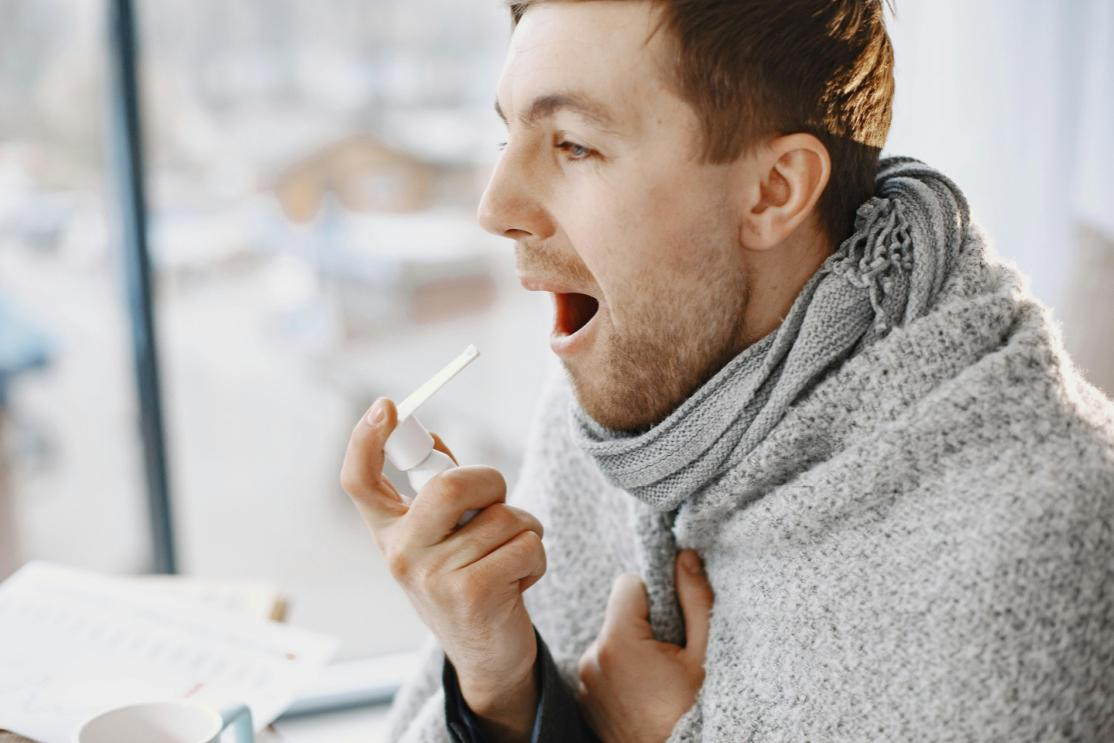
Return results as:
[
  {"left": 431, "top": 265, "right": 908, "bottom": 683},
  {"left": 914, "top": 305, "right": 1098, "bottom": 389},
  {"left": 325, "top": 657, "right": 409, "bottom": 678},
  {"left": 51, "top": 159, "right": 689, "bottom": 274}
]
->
[{"left": 738, "top": 224, "right": 834, "bottom": 347}]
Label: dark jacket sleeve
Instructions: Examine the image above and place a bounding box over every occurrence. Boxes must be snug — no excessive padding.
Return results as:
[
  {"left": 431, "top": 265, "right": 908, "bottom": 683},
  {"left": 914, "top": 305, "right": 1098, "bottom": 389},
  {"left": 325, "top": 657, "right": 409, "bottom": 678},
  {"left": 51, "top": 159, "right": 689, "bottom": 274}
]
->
[{"left": 443, "top": 629, "right": 599, "bottom": 743}]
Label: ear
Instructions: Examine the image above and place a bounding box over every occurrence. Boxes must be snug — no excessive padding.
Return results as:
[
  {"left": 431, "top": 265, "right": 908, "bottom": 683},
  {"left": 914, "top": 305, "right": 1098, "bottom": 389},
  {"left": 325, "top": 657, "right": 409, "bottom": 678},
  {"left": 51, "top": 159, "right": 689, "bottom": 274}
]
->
[{"left": 739, "top": 133, "right": 831, "bottom": 251}]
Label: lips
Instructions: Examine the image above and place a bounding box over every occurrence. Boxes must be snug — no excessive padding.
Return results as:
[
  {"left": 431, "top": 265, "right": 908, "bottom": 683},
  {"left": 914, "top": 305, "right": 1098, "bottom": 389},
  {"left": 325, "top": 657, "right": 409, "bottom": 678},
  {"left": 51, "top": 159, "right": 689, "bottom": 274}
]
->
[{"left": 518, "top": 274, "right": 604, "bottom": 358}]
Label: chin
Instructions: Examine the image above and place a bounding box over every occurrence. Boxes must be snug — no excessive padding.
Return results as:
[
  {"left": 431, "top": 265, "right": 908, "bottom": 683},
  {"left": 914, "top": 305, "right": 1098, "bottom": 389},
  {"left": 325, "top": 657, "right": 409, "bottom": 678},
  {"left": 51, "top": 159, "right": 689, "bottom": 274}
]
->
[
  {"left": 565, "top": 328, "right": 744, "bottom": 434},
  {"left": 564, "top": 361, "right": 669, "bottom": 434}
]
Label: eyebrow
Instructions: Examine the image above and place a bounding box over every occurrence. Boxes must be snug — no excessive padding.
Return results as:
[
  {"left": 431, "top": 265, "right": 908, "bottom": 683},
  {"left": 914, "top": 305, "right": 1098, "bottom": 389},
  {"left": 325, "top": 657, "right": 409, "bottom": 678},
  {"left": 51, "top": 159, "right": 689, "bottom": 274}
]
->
[{"left": 494, "top": 92, "right": 619, "bottom": 130}]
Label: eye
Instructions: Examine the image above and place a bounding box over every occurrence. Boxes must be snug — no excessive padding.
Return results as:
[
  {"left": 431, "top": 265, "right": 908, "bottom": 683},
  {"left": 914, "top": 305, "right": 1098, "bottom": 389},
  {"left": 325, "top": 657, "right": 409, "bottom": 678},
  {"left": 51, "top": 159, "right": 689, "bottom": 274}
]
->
[
  {"left": 556, "top": 141, "right": 596, "bottom": 161},
  {"left": 497, "top": 141, "right": 508, "bottom": 151}
]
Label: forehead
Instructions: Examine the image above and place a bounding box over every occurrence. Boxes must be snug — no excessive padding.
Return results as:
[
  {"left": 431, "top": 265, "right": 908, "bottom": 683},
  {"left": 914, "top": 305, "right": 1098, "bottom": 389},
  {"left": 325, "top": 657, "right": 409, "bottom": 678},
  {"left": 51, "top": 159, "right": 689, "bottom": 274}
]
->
[{"left": 497, "top": 1, "right": 675, "bottom": 126}]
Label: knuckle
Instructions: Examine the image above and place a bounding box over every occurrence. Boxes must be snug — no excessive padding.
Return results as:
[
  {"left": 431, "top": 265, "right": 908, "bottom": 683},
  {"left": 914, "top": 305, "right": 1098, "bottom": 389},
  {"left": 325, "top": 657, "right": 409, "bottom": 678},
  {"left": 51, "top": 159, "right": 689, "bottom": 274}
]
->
[
  {"left": 430, "top": 470, "right": 474, "bottom": 512},
  {"left": 423, "top": 571, "right": 451, "bottom": 604},
  {"left": 517, "top": 528, "right": 543, "bottom": 550},
  {"left": 483, "top": 467, "right": 508, "bottom": 497},
  {"left": 522, "top": 530, "right": 546, "bottom": 562},
  {"left": 428, "top": 470, "right": 468, "bottom": 506},
  {"left": 489, "top": 503, "right": 519, "bottom": 531},
  {"left": 504, "top": 505, "right": 543, "bottom": 536},
  {"left": 338, "top": 466, "right": 365, "bottom": 497},
  {"left": 469, "top": 466, "right": 507, "bottom": 501},
  {"left": 595, "top": 637, "right": 620, "bottom": 669},
  {"left": 384, "top": 546, "right": 412, "bottom": 582},
  {"left": 503, "top": 530, "right": 546, "bottom": 577},
  {"left": 503, "top": 530, "right": 531, "bottom": 558},
  {"left": 447, "top": 575, "right": 486, "bottom": 615},
  {"left": 576, "top": 645, "right": 596, "bottom": 679}
]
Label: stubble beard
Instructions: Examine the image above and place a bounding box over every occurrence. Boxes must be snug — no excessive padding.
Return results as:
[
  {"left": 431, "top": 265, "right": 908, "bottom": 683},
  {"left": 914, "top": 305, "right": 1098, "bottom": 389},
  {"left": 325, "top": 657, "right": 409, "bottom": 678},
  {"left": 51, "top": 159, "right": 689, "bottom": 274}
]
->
[{"left": 567, "top": 261, "right": 750, "bottom": 434}]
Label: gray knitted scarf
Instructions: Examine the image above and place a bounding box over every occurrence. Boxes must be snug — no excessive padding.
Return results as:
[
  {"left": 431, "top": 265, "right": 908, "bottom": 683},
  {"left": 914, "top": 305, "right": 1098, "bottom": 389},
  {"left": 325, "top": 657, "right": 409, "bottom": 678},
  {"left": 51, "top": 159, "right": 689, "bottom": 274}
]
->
[
  {"left": 386, "top": 156, "right": 1114, "bottom": 741},
  {"left": 388, "top": 156, "right": 1114, "bottom": 742},
  {"left": 571, "top": 157, "right": 970, "bottom": 642},
  {"left": 573, "top": 157, "right": 967, "bottom": 511}
]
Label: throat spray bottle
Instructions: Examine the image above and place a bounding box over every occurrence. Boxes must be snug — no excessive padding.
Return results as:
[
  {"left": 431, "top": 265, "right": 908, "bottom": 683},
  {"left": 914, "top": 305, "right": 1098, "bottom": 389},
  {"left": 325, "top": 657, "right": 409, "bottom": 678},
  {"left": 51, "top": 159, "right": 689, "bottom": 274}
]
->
[{"left": 384, "top": 344, "right": 480, "bottom": 524}]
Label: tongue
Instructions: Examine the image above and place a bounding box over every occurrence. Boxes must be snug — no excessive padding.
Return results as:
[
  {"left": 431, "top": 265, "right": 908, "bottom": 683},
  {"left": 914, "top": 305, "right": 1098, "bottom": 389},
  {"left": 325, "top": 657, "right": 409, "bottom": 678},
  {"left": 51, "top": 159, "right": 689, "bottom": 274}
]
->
[{"left": 559, "top": 293, "right": 599, "bottom": 335}]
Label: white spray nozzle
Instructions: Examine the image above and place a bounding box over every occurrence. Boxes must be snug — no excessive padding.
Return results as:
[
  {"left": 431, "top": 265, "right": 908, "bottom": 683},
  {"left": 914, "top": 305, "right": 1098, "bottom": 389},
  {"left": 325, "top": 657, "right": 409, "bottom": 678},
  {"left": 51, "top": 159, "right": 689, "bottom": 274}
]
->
[
  {"left": 397, "top": 344, "right": 479, "bottom": 421},
  {"left": 384, "top": 345, "right": 480, "bottom": 473}
]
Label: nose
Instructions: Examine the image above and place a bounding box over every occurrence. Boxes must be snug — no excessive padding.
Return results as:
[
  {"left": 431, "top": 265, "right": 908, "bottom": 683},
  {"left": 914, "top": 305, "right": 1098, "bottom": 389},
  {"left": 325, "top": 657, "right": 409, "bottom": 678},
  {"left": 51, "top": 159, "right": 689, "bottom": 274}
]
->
[{"left": 476, "top": 146, "right": 555, "bottom": 242}]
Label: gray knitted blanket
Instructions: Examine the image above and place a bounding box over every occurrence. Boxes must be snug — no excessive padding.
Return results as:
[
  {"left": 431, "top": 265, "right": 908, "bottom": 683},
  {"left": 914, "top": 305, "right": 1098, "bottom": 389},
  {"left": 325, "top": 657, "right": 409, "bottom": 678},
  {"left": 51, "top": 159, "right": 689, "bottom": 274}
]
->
[{"left": 388, "top": 159, "right": 1114, "bottom": 741}]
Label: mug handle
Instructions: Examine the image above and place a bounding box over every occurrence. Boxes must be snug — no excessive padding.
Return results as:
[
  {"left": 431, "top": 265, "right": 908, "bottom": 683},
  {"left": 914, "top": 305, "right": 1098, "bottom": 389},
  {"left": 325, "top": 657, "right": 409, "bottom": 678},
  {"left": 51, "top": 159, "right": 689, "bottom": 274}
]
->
[{"left": 217, "top": 704, "right": 254, "bottom": 743}]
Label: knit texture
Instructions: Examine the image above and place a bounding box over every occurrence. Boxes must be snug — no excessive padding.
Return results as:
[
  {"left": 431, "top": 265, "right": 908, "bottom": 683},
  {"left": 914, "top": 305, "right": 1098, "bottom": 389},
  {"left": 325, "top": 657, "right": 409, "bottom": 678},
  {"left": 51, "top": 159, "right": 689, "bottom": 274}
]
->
[
  {"left": 573, "top": 158, "right": 961, "bottom": 513},
  {"left": 386, "top": 161, "right": 1114, "bottom": 742}
]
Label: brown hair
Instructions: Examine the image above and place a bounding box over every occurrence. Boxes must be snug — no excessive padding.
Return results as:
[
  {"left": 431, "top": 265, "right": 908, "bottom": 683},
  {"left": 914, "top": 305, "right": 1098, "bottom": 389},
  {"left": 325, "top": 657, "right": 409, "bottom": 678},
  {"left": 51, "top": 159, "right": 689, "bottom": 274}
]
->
[{"left": 507, "top": 0, "right": 895, "bottom": 245}]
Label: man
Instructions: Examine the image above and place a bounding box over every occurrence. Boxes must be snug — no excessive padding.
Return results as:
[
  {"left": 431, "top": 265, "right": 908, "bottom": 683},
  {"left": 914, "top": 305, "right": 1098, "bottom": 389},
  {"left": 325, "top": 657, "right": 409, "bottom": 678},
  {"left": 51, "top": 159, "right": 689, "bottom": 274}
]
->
[{"left": 339, "top": 1, "right": 1114, "bottom": 740}]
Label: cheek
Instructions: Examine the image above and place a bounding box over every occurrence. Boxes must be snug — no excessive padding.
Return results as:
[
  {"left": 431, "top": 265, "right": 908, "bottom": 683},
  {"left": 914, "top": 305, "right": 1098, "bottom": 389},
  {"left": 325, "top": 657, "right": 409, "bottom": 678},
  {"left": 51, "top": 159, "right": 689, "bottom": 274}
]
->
[
  {"left": 556, "top": 186, "right": 640, "bottom": 298},
  {"left": 557, "top": 167, "right": 732, "bottom": 310},
  {"left": 643, "top": 175, "right": 734, "bottom": 272}
]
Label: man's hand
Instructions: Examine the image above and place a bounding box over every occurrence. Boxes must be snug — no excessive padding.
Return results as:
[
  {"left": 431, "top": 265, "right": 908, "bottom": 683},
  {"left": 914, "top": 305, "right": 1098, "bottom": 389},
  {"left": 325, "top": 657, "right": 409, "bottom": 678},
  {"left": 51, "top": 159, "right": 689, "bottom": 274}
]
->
[
  {"left": 340, "top": 398, "right": 546, "bottom": 742},
  {"left": 577, "top": 550, "right": 713, "bottom": 743}
]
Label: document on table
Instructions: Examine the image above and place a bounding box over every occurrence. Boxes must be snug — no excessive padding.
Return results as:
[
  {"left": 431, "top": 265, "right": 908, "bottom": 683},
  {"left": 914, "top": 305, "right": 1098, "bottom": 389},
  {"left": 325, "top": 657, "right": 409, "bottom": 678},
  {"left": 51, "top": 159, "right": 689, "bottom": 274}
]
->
[{"left": 0, "top": 562, "right": 338, "bottom": 743}]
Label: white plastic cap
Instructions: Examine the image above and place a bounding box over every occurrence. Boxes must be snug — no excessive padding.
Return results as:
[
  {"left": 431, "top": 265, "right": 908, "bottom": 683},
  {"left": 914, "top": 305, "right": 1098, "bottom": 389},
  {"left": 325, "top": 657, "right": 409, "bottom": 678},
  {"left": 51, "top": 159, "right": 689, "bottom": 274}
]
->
[{"left": 384, "top": 415, "right": 435, "bottom": 471}]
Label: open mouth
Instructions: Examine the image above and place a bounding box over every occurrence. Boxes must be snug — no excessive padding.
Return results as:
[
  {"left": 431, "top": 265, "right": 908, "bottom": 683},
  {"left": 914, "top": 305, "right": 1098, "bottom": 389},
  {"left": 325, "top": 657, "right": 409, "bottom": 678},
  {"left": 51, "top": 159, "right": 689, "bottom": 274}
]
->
[{"left": 554, "top": 292, "right": 600, "bottom": 337}]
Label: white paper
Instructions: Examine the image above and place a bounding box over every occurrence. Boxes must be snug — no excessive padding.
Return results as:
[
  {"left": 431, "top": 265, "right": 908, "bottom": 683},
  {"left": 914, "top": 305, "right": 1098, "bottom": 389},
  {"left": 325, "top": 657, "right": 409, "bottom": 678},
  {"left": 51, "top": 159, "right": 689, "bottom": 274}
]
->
[
  {"left": 129, "top": 574, "right": 284, "bottom": 620},
  {"left": 0, "top": 562, "right": 338, "bottom": 743}
]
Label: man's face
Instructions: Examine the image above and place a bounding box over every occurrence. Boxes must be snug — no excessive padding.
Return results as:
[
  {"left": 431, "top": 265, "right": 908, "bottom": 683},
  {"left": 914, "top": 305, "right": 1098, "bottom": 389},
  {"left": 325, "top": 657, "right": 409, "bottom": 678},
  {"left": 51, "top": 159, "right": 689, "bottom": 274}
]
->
[{"left": 479, "top": 1, "right": 752, "bottom": 432}]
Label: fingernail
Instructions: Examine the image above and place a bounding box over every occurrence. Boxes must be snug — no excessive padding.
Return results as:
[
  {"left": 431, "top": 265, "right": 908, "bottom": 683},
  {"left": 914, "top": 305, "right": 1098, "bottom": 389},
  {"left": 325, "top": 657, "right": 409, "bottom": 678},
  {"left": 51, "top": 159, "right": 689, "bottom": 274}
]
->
[
  {"left": 365, "top": 400, "right": 386, "bottom": 426},
  {"left": 683, "top": 550, "right": 703, "bottom": 574}
]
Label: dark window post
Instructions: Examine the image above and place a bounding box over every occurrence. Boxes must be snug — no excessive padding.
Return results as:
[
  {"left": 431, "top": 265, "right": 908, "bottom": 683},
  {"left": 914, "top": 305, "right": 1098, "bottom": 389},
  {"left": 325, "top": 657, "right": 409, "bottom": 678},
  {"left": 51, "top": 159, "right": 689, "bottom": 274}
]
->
[{"left": 107, "top": 0, "right": 177, "bottom": 574}]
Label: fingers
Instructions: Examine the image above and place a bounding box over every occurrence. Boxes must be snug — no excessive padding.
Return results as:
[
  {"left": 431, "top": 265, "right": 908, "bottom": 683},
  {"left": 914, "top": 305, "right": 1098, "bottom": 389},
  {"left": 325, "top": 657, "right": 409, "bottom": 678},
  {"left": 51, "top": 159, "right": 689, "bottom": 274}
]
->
[
  {"left": 405, "top": 466, "right": 507, "bottom": 546},
  {"left": 576, "top": 639, "right": 599, "bottom": 688},
  {"left": 430, "top": 432, "right": 458, "bottom": 465},
  {"left": 340, "top": 398, "right": 407, "bottom": 529},
  {"left": 675, "top": 550, "right": 714, "bottom": 660},
  {"left": 602, "top": 573, "right": 654, "bottom": 642},
  {"left": 519, "top": 570, "right": 545, "bottom": 593},
  {"left": 442, "top": 504, "right": 544, "bottom": 570},
  {"left": 467, "top": 529, "right": 547, "bottom": 589},
  {"left": 574, "top": 643, "right": 606, "bottom": 737}
]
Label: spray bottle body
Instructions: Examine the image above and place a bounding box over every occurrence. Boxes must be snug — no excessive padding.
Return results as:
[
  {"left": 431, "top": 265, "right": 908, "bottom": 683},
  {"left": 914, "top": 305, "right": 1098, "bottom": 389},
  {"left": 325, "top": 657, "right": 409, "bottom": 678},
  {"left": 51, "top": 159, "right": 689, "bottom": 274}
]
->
[
  {"left": 405, "top": 448, "right": 456, "bottom": 493},
  {"left": 386, "top": 415, "right": 477, "bottom": 526}
]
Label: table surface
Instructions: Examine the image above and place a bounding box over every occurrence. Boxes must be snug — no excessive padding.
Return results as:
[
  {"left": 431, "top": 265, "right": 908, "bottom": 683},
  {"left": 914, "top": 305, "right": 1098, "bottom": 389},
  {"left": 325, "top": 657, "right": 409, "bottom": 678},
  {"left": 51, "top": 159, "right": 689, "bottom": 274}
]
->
[{"left": 1, "top": 704, "right": 392, "bottom": 743}]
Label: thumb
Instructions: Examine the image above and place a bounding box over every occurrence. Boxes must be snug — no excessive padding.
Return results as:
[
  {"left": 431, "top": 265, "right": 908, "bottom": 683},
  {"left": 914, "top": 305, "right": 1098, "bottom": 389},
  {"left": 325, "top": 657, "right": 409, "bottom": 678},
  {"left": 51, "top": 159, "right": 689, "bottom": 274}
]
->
[
  {"left": 675, "top": 550, "right": 714, "bottom": 660},
  {"left": 602, "top": 573, "right": 654, "bottom": 641},
  {"left": 340, "top": 398, "right": 406, "bottom": 528}
]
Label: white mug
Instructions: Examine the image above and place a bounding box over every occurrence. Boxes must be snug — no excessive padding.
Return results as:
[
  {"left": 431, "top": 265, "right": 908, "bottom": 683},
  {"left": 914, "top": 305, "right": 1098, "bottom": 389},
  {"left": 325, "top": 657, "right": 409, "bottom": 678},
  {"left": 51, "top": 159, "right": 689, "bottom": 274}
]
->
[{"left": 74, "top": 700, "right": 253, "bottom": 743}]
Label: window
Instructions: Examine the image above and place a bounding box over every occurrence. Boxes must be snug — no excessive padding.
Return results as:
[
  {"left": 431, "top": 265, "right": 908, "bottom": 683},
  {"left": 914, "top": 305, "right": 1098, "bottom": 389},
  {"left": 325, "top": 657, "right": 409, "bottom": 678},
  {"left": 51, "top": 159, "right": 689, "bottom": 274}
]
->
[{"left": 1, "top": 0, "right": 557, "bottom": 663}]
